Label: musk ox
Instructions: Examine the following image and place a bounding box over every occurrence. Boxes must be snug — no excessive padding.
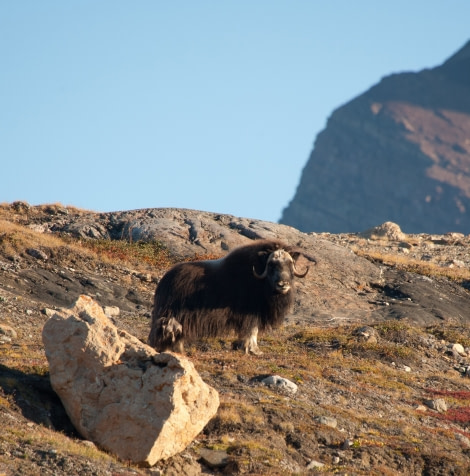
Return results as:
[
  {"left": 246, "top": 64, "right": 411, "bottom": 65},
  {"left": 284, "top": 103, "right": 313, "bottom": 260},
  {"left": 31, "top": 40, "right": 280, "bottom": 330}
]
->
[{"left": 148, "top": 239, "right": 310, "bottom": 355}]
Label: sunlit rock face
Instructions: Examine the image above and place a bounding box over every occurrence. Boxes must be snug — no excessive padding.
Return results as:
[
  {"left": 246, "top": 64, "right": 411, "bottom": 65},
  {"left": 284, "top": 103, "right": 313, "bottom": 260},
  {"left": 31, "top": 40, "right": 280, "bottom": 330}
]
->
[{"left": 42, "top": 295, "right": 219, "bottom": 467}]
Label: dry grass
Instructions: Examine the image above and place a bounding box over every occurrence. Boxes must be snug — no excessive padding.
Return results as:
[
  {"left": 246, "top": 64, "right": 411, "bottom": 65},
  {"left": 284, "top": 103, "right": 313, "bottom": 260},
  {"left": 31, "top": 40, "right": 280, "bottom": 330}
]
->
[
  {"left": 0, "top": 220, "right": 64, "bottom": 255},
  {"left": 2, "top": 203, "right": 470, "bottom": 474},
  {"left": 353, "top": 248, "right": 470, "bottom": 283},
  {"left": 426, "top": 325, "right": 470, "bottom": 348},
  {"left": 78, "top": 238, "right": 174, "bottom": 270},
  {"left": 0, "top": 420, "right": 116, "bottom": 467},
  {"left": 0, "top": 218, "right": 176, "bottom": 275}
]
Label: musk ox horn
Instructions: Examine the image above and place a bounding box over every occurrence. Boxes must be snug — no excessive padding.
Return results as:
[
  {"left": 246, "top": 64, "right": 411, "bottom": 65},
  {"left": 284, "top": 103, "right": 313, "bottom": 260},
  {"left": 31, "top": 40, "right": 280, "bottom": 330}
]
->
[
  {"left": 252, "top": 251, "right": 275, "bottom": 279},
  {"left": 253, "top": 264, "right": 268, "bottom": 279},
  {"left": 292, "top": 262, "right": 309, "bottom": 278}
]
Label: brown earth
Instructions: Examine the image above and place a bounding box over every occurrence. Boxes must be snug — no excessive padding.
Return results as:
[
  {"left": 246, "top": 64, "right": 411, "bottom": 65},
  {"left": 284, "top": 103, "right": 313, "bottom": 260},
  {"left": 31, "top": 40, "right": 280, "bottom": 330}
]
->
[{"left": 1, "top": 203, "right": 470, "bottom": 475}]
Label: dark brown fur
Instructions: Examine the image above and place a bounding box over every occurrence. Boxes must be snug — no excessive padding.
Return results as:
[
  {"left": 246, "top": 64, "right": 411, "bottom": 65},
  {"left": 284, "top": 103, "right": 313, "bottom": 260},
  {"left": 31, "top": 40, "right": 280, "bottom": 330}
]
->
[{"left": 148, "top": 239, "right": 307, "bottom": 352}]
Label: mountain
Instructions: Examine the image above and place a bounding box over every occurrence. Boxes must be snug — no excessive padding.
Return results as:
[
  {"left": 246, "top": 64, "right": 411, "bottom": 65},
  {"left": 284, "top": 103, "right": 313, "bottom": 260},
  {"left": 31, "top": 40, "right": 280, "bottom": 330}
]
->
[{"left": 280, "top": 40, "right": 470, "bottom": 234}]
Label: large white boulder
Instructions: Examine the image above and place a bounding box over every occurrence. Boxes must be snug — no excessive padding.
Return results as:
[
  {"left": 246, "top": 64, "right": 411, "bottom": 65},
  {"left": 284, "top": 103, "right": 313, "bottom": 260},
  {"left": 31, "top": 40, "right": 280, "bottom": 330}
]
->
[{"left": 42, "top": 295, "right": 219, "bottom": 466}]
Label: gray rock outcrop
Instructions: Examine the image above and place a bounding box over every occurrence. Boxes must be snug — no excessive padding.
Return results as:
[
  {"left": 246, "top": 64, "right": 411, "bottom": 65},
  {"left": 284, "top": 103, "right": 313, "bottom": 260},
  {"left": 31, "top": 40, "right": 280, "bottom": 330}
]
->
[{"left": 42, "top": 295, "right": 219, "bottom": 467}]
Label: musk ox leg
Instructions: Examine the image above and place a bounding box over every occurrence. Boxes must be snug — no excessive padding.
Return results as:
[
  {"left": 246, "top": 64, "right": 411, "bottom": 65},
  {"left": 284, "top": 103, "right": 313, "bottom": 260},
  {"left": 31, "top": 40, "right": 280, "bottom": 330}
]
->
[
  {"left": 239, "top": 326, "right": 263, "bottom": 355},
  {"left": 149, "top": 316, "right": 184, "bottom": 353}
]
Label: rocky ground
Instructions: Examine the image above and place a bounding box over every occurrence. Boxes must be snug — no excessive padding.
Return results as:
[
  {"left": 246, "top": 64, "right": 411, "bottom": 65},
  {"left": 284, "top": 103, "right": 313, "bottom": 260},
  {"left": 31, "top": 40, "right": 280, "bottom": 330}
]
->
[{"left": 1, "top": 203, "right": 470, "bottom": 475}]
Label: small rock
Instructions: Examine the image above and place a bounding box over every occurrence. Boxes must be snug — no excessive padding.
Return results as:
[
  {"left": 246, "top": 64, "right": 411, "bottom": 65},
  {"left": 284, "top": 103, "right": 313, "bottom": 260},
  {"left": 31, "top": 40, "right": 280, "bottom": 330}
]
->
[
  {"left": 0, "top": 325, "right": 17, "bottom": 340},
  {"left": 359, "top": 222, "right": 406, "bottom": 241},
  {"left": 445, "top": 232, "right": 465, "bottom": 240},
  {"left": 424, "top": 398, "right": 447, "bottom": 413},
  {"left": 81, "top": 440, "right": 96, "bottom": 448},
  {"left": 27, "top": 223, "right": 47, "bottom": 233},
  {"left": 398, "top": 241, "right": 413, "bottom": 249},
  {"left": 26, "top": 248, "right": 48, "bottom": 261},
  {"left": 261, "top": 375, "right": 298, "bottom": 395},
  {"left": 148, "top": 469, "right": 162, "bottom": 476},
  {"left": 306, "top": 460, "right": 325, "bottom": 469},
  {"left": 11, "top": 201, "right": 30, "bottom": 213},
  {"left": 415, "top": 405, "right": 428, "bottom": 412},
  {"left": 455, "top": 432, "right": 470, "bottom": 448},
  {"left": 199, "top": 448, "right": 228, "bottom": 468},
  {"left": 450, "top": 343, "right": 466, "bottom": 357},
  {"left": 42, "top": 308, "right": 56, "bottom": 317},
  {"left": 341, "top": 439, "right": 354, "bottom": 450},
  {"left": 449, "top": 259, "right": 465, "bottom": 268},
  {"left": 353, "top": 326, "right": 378, "bottom": 343},
  {"left": 136, "top": 272, "right": 153, "bottom": 282},
  {"left": 103, "top": 305, "right": 120, "bottom": 318},
  {"left": 315, "top": 416, "right": 338, "bottom": 428}
]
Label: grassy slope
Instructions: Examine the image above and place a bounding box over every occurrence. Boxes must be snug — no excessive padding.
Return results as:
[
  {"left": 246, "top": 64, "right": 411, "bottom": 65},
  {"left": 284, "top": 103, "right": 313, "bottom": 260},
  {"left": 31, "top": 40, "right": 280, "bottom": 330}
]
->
[{"left": 1, "top": 205, "right": 470, "bottom": 475}]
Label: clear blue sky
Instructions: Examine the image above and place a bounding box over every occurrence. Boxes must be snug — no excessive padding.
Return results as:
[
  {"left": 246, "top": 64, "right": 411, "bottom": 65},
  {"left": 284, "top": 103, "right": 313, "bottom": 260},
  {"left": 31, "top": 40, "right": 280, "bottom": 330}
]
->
[{"left": 2, "top": 2, "right": 469, "bottom": 223}]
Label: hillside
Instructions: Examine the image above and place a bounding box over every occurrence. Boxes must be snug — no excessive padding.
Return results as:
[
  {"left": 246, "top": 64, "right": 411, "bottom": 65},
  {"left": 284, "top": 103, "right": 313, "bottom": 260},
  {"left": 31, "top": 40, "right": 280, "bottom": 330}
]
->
[
  {"left": 281, "top": 40, "right": 470, "bottom": 235},
  {"left": 1, "top": 203, "right": 470, "bottom": 475}
]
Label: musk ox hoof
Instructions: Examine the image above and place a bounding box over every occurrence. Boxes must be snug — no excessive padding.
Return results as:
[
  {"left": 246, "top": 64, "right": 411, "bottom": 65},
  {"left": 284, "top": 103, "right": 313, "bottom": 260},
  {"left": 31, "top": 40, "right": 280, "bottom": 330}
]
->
[
  {"left": 243, "top": 326, "right": 263, "bottom": 355},
  {"left": 247, "top": 347, "right": 263, "bottom": 356},
  {"left": 234, "top": 326, "right": 264, "bottom": 355},
  {"left": 232, "top": 340, "right": 263, "bottom": 355}
]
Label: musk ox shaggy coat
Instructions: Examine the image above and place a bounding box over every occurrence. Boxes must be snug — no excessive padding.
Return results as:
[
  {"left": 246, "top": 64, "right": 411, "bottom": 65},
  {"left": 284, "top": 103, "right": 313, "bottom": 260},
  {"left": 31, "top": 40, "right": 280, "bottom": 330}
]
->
[{"left": 148, "top": 239, "right": 309, "bottom": 354}]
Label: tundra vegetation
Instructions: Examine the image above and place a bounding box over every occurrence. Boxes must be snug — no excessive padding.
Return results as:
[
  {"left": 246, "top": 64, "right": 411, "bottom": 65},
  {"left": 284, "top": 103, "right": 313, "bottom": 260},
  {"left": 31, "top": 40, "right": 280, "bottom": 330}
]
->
[{"left": 1, "top": 203, "right": 470, "bottom": 475}]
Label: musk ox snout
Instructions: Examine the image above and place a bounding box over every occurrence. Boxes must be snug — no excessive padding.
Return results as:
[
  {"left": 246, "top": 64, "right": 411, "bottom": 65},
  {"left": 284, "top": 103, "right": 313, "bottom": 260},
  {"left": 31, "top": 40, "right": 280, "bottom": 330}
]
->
[{"left": 270, "top": 269, "right": 292, "bottom": 295}]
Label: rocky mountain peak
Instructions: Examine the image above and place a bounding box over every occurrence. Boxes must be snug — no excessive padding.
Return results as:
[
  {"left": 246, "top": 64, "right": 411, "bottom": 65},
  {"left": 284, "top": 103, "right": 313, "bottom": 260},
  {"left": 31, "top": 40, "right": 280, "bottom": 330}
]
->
[
  {"left": 281, "top": 40, "right": 470, "bottom": 234},
  {"left": 442, "top": 39, "right": 470, "bottom": 65}
]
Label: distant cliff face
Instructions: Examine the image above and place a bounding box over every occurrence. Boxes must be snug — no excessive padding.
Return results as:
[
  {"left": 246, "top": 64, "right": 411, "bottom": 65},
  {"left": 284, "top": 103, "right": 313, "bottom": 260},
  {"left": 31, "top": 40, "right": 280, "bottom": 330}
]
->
[{"left": 280, "top": 40, "right": 470, "bottom": 234}]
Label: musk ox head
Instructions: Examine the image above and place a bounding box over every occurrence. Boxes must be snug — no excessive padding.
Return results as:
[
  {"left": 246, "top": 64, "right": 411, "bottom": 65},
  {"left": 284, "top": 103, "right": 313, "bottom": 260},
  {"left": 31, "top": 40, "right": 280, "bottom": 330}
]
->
[
  {"left": 253, "top": 248, "right": 309, "bottom": 295},
  {"left": 151, "top": 316, "right": 184, "bottom": 353}
]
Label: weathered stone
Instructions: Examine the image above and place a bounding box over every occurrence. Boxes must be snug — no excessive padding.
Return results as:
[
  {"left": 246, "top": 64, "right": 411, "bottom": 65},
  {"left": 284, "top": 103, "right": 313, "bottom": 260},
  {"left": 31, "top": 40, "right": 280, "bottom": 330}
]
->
[
  {"left": 26, "top": 248, "right": 48, "bottom": 261},
  {"left": 342, "top": 439, "right": 354, "bottom": 450},
  {"left": 424, "top": 398, "right": 448, "bottom": 413},
  {"left": 455, "top": 432, "right": 470, "bottom": 448},
  {"left": 262, "top": 375, "right": 298, "bottom": 396},
  {"left": 353, "top": 325, "right": 378, "bottom": 343},
  {"left": 103, "top": 305, "right": 120, "bottom": 318},
  {"left": 359, "top": 222, "right": 406, "bottom": 241},
  {"left": 11, "top": 201, "right": 30, "bottom": 213},
  {"left": 306, "top": 459, "right": 325, "bottom": 469},
  {"left": 199, "top": 448, "right": 229, "bottom": 468},
  {"left": 450, "top": 343, "right": 466, "bottom": 356},
  {"left": 0, "top": 324, "right": 17, "bottom": 340},
  {"left": 315, "top": 415, "right": 338, "bottom": 428},
  {"left": 42, "top": 295, "right": 219, "bottom": 466}
]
